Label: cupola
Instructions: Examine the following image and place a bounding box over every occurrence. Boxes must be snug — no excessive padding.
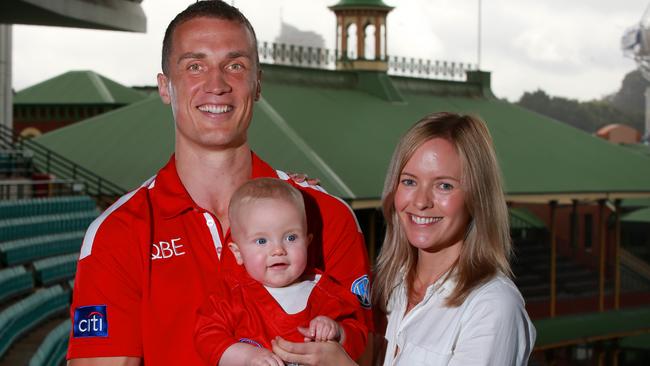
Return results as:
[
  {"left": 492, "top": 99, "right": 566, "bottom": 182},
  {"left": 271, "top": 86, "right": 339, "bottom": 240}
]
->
[{"left": 329, "top": 0, "right": 394, "bottom": 71}]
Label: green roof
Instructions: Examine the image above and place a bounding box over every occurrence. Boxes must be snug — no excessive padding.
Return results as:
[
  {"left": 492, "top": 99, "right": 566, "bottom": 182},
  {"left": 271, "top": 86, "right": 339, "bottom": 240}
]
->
[
  {"left": 329, "top": 0, "right": 393, "bottom": 10},
  {"left": 622, "top": 207, "right": 650, "bottom": 223},
  {"left": 623, "top": 198, "right": 650, "bottom": 208},
  {"left": 509, "top": 208, "right": 546, "bottom": 230},
  {"left": 33, "top": 65, "right": 650, "bottom": 203},
  {"left": 621, "top": 143, "right": 650, "bottom": 158},
  {"left": 14, "top": 70, "right": 146, "bottom": 105},
  {"left": 621, "top": 333, "right": 650, "bottom": 350}
]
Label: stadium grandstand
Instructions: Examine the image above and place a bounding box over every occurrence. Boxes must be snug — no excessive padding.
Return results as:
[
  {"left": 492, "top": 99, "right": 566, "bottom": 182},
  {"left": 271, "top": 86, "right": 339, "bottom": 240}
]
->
[{"left": 0, "top": 1, "right": 145, "bottom": 365}]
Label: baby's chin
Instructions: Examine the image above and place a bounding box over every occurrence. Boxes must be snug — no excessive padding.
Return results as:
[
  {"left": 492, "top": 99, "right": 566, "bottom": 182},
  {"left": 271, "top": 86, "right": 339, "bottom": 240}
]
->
[{"left": 263, "top": 272, "right": 309, "bottom": 288}]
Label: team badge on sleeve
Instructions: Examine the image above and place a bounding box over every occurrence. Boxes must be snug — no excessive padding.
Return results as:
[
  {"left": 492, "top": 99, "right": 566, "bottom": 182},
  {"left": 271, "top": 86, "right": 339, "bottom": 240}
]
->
[
  {"left": 73, "top": 305, "right": 108, "bottom": 338},
  {"left": 351, "top": 275, "right": 371, "bottom": 308}
]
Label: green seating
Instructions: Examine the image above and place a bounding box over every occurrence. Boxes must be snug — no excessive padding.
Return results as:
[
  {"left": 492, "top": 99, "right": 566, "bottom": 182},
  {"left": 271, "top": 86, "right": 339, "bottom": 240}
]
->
[
  {"left": 0, "top": 231, "right": 85, "bottom": 265},
  {"left": 0, "top": 210, "right": 97, "bottom": 242},
  {"left": 0, "top": 151, "right": 16, "bottom": 174},
  {"left": 534, "top": 306, "right": 650, "bottom": 350},
  {"left": 0, "top": 285, "right": 69, "bottom": 358},
  {"left": 29, "top": 319, "right": 70, "bottom": 366},
  {"left": 0, "top": 195, "right": 96, "bottom": 220},
  {"left": 0, "top": 266, "right": 34, "bottom": 302},
  {"left": 33, "top": 253, "right": 79, "bottom": 285}
]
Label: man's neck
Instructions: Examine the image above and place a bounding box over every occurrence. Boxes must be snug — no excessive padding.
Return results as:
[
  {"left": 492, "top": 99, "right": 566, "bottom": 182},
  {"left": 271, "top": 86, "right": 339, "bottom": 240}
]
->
[{"left": 175, "top": 143, "right": 252, "bottom": 230}]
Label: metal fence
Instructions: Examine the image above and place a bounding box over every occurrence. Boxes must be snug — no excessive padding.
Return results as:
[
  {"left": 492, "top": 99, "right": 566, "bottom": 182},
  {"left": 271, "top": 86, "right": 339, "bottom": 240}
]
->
[
  {"left": 0, "top": 124, "right": 126, "bottom": 207},
  {"left": 258, "top": 41, "right": 475, "bottom": 81}
]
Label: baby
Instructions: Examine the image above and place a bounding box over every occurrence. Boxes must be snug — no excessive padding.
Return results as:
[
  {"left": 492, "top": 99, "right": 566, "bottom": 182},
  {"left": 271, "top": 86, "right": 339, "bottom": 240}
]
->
[{"left": 195, "top": 178, "right": 367, "bottom": 366}]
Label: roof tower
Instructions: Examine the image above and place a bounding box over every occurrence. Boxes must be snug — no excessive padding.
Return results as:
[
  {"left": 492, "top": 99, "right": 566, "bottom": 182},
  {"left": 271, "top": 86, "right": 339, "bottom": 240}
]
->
[{"left": 329, "top": 0, "right": 394, "bottom": 72}]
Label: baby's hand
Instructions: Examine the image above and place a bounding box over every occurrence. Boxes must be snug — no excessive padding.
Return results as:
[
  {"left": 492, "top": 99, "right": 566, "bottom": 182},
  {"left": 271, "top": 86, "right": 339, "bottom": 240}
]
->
[
  {"left": 299, "top": 315, "right": 341, "bottom": 342},
  {"left": 247, "top": 347, "right": 284, "bottom": 366}
]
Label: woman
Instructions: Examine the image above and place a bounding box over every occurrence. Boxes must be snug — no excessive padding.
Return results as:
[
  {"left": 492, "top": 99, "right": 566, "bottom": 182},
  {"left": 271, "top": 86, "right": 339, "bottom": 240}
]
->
[{"left": 273, "top": 112, "right": 536, "bottom": 365}]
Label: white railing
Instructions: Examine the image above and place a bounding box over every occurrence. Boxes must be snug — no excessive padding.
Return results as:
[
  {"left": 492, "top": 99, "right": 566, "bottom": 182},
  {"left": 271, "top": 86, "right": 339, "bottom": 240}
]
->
[{"left": 258, "top": 41, "right": 475, "bottom": 81}]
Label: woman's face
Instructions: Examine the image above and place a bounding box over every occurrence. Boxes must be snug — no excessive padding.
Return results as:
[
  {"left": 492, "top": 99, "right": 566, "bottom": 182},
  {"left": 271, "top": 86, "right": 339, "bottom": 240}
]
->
[{"left": 394, "top": 138, "right": 471, "bottom": 253}]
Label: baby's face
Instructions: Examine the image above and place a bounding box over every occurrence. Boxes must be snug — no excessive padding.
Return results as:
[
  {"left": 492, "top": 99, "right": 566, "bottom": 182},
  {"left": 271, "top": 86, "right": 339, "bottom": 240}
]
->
[{"left": 231, "top": 197, "right": 310, "bottom": 288}]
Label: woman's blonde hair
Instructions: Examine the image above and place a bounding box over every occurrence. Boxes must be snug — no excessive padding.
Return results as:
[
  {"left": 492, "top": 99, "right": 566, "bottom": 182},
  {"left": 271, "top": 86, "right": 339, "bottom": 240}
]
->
[{"left": 373, "top": 112, "right": 512, "bottom": 309}]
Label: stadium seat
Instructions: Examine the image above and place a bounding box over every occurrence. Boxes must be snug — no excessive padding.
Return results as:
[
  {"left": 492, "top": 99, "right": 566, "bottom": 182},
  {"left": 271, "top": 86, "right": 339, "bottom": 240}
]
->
[
  {"left": 32, "top": 253, "right": 79, "bottom": 286},
  {"left": 0, "top": 211, "right": 97, "bottom": 242},
  {"left": 28, "top": 319, "right": 70, "bottom": 366},
  {"left": 0, "top": 231, "right": 85, "bottom": 265},
  {"left": 0, "top": 285, "right": 69, "bottom": 358},
  {"left": 0, "top": 231, "right": 84, "bottom": 266},
  {"left": 0, "top": 195, "right": 96, "bottom": 220},
  {"left": 0, "top": 266, "right": 35, "bottom": 303}
]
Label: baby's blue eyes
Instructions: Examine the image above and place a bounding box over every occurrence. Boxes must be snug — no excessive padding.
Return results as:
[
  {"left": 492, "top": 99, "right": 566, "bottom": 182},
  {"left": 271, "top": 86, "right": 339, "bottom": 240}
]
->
[{"left": 254, "top": 235, "right": 298, "bottom": 245}]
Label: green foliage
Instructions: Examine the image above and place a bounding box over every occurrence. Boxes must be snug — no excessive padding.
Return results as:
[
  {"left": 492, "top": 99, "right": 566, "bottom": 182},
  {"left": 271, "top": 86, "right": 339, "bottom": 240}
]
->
[{"left": 516, "top": 70, "right": 647, "bottom": 134}]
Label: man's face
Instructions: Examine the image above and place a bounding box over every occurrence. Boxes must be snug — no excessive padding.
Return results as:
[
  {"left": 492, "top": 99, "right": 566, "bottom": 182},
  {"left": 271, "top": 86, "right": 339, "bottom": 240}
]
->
[
  {"left": 157, "top": 17, "right": 261, "bottom": 151},
  {"left": 230, "top": 197, "right": 310, "bottom": 288}
]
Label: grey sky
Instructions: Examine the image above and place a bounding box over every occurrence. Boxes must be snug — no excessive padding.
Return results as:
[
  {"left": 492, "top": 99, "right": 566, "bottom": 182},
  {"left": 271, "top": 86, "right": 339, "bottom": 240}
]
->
[{"left": 11, "top": 0, "right": 648, "bottom": 101}]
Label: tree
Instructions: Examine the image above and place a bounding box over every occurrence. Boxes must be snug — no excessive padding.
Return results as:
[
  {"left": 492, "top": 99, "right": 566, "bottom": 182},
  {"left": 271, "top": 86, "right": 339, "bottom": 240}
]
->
[{"left": 517, "top": 69, "right": 646, "bottom": 134}]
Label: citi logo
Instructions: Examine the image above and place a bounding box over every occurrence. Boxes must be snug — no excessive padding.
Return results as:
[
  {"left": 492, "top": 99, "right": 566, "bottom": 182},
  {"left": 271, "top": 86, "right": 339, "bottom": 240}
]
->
[
  {"left": 79, "top": 312, "right": 104, "bottom": 332},
  {"left": 73, "top": 305, "right": 108, "bottom": 338}
]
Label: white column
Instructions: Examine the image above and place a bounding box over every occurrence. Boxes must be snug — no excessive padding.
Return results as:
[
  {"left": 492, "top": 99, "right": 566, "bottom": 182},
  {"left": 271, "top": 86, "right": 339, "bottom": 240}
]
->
[
  {"left": 643, "top": 86, "right": 650, "bottom": 143},
  {"left": 0, "top": 25, "right": 12, "bottom": 130}
]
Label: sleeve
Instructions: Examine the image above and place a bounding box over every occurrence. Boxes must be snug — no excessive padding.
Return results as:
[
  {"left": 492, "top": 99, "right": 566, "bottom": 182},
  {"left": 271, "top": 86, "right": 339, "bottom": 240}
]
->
[
  {"left": 315, "top": 195, "right": 373, "bottom": 329},
  {"left": 448, "top": 283, "right": 536, "bottom": 366},
  {"left": 339, "top": 311, "right": 369, "bottom": 360},
  {"left": 67, "top": 212, "right": 145, "bottom": 359},
  {"left": 194, "top": 282, "right": 240, "bottom": 366},
  {"left": 318, "top": 277, "right": 369, "bottom": 361}
]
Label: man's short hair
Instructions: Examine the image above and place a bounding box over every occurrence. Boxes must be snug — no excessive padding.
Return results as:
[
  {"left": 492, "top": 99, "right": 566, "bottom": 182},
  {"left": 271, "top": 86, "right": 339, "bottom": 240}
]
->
[
  {"left": 161, "top": 0, "right": 259, "bottom": 74},
  {"left": 228, "top": 178, "right": 306, "bottom": 226}
]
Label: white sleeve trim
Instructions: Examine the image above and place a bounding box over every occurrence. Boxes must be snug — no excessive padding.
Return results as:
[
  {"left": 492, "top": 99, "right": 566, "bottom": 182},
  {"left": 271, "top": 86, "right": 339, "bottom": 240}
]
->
[
  {"left": 79, "top": 175, "right": 156, "bottom": 260},
  {"left": 276, "top": 169, "right": 361, "bottom": 233}
]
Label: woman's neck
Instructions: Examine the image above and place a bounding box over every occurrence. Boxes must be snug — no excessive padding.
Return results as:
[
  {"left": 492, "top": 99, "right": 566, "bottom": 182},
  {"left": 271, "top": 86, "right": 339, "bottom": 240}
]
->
[
  {"left": 415, "top": 241, "right": 462, "bottom": 286},
  {"left": 406, "top": 240, "right": 463, "bottom": 312}
]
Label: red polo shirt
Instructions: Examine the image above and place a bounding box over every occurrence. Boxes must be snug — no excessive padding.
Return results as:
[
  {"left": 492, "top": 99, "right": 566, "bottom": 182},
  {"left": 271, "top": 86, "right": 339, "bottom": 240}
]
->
[{"left": 67, "top": 153, "right": 371, "bottom": 365}]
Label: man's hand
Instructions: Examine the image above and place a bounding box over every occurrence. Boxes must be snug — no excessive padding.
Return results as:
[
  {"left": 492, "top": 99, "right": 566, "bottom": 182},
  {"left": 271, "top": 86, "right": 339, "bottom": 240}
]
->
[
  {"left": 299, "top": 316, "right": 342, "bottom": 342},
  {"left": 287, "top": 172, "right": 321, "bottom": 187}
]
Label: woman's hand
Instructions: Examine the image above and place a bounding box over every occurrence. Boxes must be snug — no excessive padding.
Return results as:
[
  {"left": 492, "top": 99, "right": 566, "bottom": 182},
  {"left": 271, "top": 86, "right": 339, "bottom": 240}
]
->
[{"left": 271, "top": 337, "right": 357, "bottom": 366}]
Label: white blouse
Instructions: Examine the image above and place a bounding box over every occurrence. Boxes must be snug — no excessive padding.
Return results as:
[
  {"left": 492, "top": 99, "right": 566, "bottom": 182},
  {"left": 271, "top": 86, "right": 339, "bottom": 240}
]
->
[{"left": 383, "top": 273, "right": 536, "bottom": 366}]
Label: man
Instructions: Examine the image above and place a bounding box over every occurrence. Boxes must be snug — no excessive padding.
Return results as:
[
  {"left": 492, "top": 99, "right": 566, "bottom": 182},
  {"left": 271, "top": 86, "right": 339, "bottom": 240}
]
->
[{"left": 67, "top": 1, "right": 371, "bottom": 365}]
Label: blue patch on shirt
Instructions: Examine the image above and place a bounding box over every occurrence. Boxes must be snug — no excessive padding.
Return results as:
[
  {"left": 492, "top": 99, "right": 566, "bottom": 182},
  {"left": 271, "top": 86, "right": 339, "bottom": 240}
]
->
[
  {"left": 73, "top": 305, "right": 108, "bottom": 338},
  {"left": 351, "top": 275, "right": 371, "bottom": 308},
  {"left": 239, "top": 338, "right": 262, "bottom": 348}
]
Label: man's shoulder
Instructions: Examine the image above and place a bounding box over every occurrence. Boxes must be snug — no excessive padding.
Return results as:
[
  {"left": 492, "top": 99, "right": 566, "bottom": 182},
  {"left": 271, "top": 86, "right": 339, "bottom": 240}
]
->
[
  {"left": 79, "top": 177, "right": 156, "bottom": 260},
  {"left": 274, "top": 170, "right": 358, "bottom": 224},
  {"left": 98, "top": 177, "right": 156, "bottom": 222}
]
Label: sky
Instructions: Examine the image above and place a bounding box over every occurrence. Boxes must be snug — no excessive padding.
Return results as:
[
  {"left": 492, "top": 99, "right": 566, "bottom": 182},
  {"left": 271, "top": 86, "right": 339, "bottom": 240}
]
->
[{"left": 11, "top": 0, "right": 649, "bottom": 102}]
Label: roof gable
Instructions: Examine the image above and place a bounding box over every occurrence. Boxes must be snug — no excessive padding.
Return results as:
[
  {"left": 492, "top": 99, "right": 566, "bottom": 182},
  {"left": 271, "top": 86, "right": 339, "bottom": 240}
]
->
[{"left": 14, "top": 70, "right": 146, "bottom": 105}]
